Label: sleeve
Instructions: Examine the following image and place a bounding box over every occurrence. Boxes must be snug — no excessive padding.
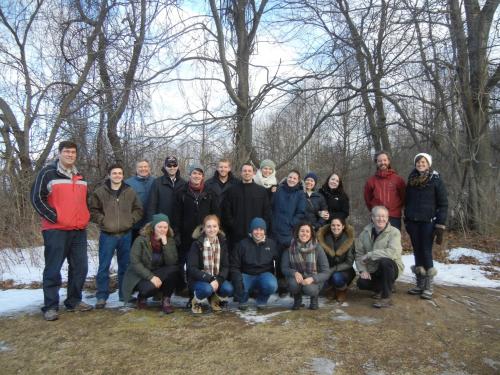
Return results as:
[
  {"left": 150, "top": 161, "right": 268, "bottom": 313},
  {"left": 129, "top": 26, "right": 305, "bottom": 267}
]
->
[
  {"left": 280, "top": 248, "right": 296, "bottom": 278},
  {"left": 262, "top": 189, "right": 272, "bottom": 231},
  {"left": 341, "top": 193, "right": 350, "bottom": 219},
  {"left": 172, "top": 190, "right": 184, "bottom": 237},
  {"left": 355, "top": 236, "right": 368, "bottom": 273},
  {"left": 434, "top": 178, "right": 448, "bottom": 226},
  {"left": 333, "top": 246, "right": 355, "bottom": 272},
  {"left": 129, "top": 239, "right": 154, "bottom": 280},
  {"left": 131, "top": 191, "right": 144, "bottom": 225},
  {"left": 397, "top": 176, "right": 406, "bottom": 208},
  {"left": 186, "top": 242, "right": 214, "bottom": 283},
  {"left": 229, "top": 241, "right": 244, "bottom": 297},
  {"left": 292, "top": 193, "right": 306, "bottom": 226},
  {"left": 146, "top": 179, "right": 159, "bottom": 222},
  {"left": 364, "top": 180, "right": 373, "bottom": 211},
  {"left": 88, "top": 190, "right": 104, "bottom": 226},
  {"left": 312, "top": 246, "right": 331, "bottom": 284},
  {"left": 30, "top": 168, "right": 57, "bottom": 223},
  {"left": 221, "top": 190, "right": 235, "bottom": 233}
]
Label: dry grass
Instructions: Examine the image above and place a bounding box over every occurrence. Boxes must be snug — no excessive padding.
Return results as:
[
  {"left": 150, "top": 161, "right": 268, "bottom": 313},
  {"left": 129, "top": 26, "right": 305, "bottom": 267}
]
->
[{"left": 0, "top": 282, "right": 499, "bottom": 374}]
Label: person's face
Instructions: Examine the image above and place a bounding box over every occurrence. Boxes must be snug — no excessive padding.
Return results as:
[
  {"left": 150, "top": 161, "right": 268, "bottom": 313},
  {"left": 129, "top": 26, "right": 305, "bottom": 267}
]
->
[
  {"left": 217, "top": 162, "right": 231, "bottom": 178},
  {"left": 241, "top": 165, "right": 254, "bottom": 183},
  {"left": 252, "top": 227, "right": 265, "bottom": 241},
  {"left": 298, "top": 225, "right": 312, "bottom": 243},
  {"left": 204, "top": 219, "right": 219, "bottom": 239},
  {"left": 328, "top": 174, "right": 340, "bottom": 189},
  {"left": 190, "top": 170, "right": 204, "bottom": 185},
  {"left": 376, "top": 154, "right": 390, "bottom": 171},
  {"left": 154, "top": 221, "right": 169, "bottom": 237},
  {"left": 59, "top": 147, "right": 77, "bottom": 169},
  {"left": 287, "top": 172, "right": 299, "bottom": 187},
  {"left": 372, "top": 210, "right": 389, "bottom": 231},
  {"left": 304, "top": 177, "right": 316, "bottom": 191},
  {"left": 109, "top": 168, "right": 124, "bottom": 185},
  {"left": 330, "top": 219, "right": 345, "bottom": 237},
  {"left": 165, "top": 162, "right": 178, "bottom": 177},
  {"left": 415, "top": 157, "right": 429, "bottom": 173},
  {"left": 261, "top": 166, "right": 273, "bottom": 178},
  {"left": 136, "top": 161, "right": 151, "bottom": 178}
]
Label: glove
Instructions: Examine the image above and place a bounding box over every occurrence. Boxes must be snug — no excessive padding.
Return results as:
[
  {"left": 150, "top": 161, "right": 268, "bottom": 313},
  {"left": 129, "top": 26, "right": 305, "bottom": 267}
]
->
[{"left": 432, "top": 226, "right": 445, "bottom": 245}]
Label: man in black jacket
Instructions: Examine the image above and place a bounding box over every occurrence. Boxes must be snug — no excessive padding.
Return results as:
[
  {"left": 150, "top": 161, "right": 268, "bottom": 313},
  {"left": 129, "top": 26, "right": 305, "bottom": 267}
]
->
[
  {"left": 231, "top": 217, "right": 278, "bottom": 310},
  {"left": 221, "top": 163, "right": 271, "bottom": 251},
  {"left": 205, "top": 158, "right": 239, "bottom": 209}
]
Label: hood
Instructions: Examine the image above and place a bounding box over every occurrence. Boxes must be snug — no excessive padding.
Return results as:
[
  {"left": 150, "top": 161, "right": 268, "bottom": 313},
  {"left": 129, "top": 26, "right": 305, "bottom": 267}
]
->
[{"left": 317, "top": 223, "right": 354, "bottom": 257}]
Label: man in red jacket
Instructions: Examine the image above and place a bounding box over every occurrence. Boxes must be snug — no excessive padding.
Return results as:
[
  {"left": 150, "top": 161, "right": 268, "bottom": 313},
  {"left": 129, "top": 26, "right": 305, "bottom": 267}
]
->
[
  {"left": 364, "top": 151, "right": 406, "bottom": 230},
  {"left": 31, "top": 141, "right": 93, "bottom": 321}
]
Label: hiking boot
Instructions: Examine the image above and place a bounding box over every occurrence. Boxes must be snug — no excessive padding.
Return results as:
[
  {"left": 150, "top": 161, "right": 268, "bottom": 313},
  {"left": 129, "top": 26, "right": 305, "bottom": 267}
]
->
[
  {"left": 309, "top": 296, "right": 319, "bottom": 310},
  {"left": 209, "top": 294, "right": 223, "bottom": 312},
  {"left": 43, "top": 309, "right": 58, "bottom": 321},
  {"left": 191, "top": 295, "right": 203, "bottom": 315},
  {"left": 421, "top": 268, "right": 437, "bottom": 300},
  {"left": 162, "top": 296, "right": 174, "bottom": 314},
  {"left": 136, "top": 296, "right": 148, "bottom": 309},
  {"left": 335, "top": 288, "right": 348, "bottom": 303},
  {"left": 95, "top": 299, "right": 106, "bottom": 309},
  {"left": 373, "top": 298, "right": 393, "bottom": 308},
  {"left": 292, "top": 294, "right": 303, "bottom": 310},
  {"left": 408, "top": 266, "right": 426, "bottom": 295},
  {"left": 67, "top": 301, "right": 93, "bottom": 312}
]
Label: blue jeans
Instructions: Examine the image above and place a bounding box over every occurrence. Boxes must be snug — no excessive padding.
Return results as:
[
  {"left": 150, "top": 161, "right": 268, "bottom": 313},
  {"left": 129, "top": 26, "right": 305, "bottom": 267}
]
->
[
  {"left": 96, "top": 231, "right": 132, "bottom": 301},
  {"left": 329, "top": 268, "right": 356, "bottom": 289},
  {"left": 241, "top": 272, "right": 278, "bottom": 305},
  {"left": 405, "top": 220, "right": 434, "bottom": 269},
  {"left": 193, "top": 280, "right": 234, "bottom": 300},
  {"left": 42, "top": 229, "right": 88, "bottom": 312}
]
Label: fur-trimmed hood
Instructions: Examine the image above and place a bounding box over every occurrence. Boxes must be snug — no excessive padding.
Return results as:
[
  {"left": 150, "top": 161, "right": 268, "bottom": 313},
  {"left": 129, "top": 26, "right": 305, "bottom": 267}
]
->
[
  {"left": 191, "top": 224, "right": 226, "bottom": 240},
  {"left": 317, "top": 223, "right": 354, "bottom": 258},
  {"left": 139, "top": 222, "right": 174, "bottom": 238}
]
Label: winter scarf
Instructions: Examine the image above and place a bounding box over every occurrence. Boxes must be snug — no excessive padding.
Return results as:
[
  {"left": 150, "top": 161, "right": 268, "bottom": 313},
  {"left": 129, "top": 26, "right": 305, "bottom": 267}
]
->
[
  {"left": 289, "top": 239, "right": 317, "bottom": 276},
  {"left": 202, "top": 236, "right": 221, "bottom": 276},
  {"left": 408, "top": 169, "right": 431, "bottom": 188},
  {"left": 254, "top": 169, "right": 277, "bottom": 189}
]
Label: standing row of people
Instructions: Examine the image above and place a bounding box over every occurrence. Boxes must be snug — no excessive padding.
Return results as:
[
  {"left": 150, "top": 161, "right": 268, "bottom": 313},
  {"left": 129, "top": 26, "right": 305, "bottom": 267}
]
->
[{"left": 31, "top": 141, "right": 447, "bottom": 320}]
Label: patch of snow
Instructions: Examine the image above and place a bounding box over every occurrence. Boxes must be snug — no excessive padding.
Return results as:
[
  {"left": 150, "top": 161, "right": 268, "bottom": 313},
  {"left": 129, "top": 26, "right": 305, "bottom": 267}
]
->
[
  {"left": 483, "top": 358, "right": 500, "bottom": 371},
  {"left": 399, "top": 255, "right": 500, "bottom": 289},
  {"left": 308, "top": 358, "right": 336, "bottom": 375},
  {"left": 0, "top": 341, "right": 12, "bottom": 352},
  {"left": 331, "top": 309, "right": 380, "bottom": 325},
  {"left": 235, "top": 310, "right": 286, "bottom": 324},
  {"left": 448, "top": 248, "right": 498, "bottom": 263}
]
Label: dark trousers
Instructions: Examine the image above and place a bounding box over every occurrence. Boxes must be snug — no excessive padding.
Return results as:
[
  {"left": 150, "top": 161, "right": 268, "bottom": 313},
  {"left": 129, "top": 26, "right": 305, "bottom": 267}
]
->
[
  {"left": 42, "top": 229, "right": 88, "bottom": 312},
  {"left": 405, "top": 220, "right": 434, "bottom": 270},
  {"left": 357, "top": 258, "right": 398, "bottom": 298},
  {"left": 389, "top": 217, "right": 402, "bottom": 231},
  {"left": 135, "top": 265, "right": 180, "bottom": 298},
  {"left": 287, "top": 278, "right": 322, "bottom": 297}
]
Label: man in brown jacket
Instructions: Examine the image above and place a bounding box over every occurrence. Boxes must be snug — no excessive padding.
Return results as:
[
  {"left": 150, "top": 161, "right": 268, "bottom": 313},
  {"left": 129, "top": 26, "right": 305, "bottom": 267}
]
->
[{"left": 90, "top": 164, "right": 143, "bottom": 308}]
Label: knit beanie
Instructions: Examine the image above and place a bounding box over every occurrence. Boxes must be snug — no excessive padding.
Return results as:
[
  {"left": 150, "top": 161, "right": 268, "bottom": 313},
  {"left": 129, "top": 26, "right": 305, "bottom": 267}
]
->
[
  {"left": 249, "top": 217, "right": 267, "bottom": 233},
  {"left": 189, "top": 164, "right": 204, "bottom": 175},
  {"left": 414, "top": 153, "right": 433, "bottom": 167},
  {"left": 304, "top": 172, "right": 318, "bottom": 184},
  {"left": 260, "top": 159, "right": 276, "bottom": 171},
  {"left": 152, "top": 213, "right": 170, "bottom": 229}
]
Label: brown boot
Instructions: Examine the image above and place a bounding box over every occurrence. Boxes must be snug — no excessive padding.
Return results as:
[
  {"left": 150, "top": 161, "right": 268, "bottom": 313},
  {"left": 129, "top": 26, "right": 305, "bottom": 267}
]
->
[
  {"left": 136, "top": 296, "right": 147, "bottom": 309},
  {"left": 336, "top": 288, "right": 348, "bottom": 303},
  {"left": 162, "top": 296, "right": 174, "bottom": 314}
]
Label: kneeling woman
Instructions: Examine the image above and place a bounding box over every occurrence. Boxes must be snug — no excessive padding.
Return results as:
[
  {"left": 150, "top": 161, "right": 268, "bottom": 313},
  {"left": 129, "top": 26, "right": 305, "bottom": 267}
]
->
[
  {"left": 317, "top": 217, "right": 355, "bottom": 303},
  {"left": 122, "top": 214, "right": 180, "bottom": 314},
  {"left": 231, "top": 217, "right": 279, "bottom": 310},
  {"left": 187, "top": 215, "right": 233, "bottom": 314},
  {"left": 281, "top": 223, "right": 330, "bottom": 310}
]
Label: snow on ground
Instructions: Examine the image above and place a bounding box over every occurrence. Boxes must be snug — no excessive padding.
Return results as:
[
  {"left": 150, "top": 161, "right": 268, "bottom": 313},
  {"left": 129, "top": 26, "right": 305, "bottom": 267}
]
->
[{"left": 0, "top": 245, "right": 498, "bottom": 318}]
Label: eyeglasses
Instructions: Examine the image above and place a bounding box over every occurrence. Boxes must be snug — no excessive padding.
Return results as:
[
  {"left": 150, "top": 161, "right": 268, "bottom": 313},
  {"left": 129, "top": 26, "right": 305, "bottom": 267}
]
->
[
  {"left": 166, "top": 164, "right": 178, "bottom": 168},
  {"left": 373, "top": 216, "right": 388, "bottom": 219}
]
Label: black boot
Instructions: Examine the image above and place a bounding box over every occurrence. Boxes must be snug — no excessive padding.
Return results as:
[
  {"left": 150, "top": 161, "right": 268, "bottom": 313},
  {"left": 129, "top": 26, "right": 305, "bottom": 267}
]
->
[
  {"left": 309, "top": 296, "right": 319, "bottom": 310},
  {"left": 292, "top": 294, "right": 302, "bottom": 310}
]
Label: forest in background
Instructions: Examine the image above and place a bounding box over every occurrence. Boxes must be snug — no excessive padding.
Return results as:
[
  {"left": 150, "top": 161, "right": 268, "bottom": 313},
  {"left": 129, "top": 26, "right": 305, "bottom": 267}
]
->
[{"left": 0, "top": 0, "right": 499, "bottom": 247}]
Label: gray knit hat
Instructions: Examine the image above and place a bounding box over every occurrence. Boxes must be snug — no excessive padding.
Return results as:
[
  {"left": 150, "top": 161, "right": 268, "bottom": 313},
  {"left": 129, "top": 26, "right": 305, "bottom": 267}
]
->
[{"left": 260, "top": 159, "right": 276, "bottom": 171}]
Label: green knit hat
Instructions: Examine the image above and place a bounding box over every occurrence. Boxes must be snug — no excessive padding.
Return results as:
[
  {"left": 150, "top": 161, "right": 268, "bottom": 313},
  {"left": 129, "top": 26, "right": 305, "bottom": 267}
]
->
[
  {"left": 260, "top": 159, "right": 276, "bottom": 171},
  {"left": 151, "top": 213, "right": 170, "bottom": 229}
]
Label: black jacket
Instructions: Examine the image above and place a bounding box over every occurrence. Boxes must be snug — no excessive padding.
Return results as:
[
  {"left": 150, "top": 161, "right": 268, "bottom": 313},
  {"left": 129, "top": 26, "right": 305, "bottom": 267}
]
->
[
  {"left": 304, "top": 191, "right": 328, "bottom": 230},
  {"left": 231, "top": 236, "right": 279, "bottom": 276},
  {"left": 221, "top": 181, "right": 271, "bottom": 247},
  {"left": 319, "top": 186, "right": 350, "bottom": 221},
  {"left": 205, "top": 171, "right": 239, "bottom": 208},
  {"left": 187, "top": 227, "right": 230, "bottom": 288},
  {"left": 146, "top": 168, "right": 186, "bottom": 224},
  {"left": 173, "top": 184, "right": 219, "bottom": 253},
  {"left": 404, "top": 170, "right": 448, "bottom": 225}
]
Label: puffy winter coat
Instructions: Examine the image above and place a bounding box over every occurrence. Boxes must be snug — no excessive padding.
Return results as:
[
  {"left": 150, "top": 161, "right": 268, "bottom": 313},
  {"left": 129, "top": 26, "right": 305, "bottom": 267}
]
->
[
  {"left": 317, "top": 224, "right": 355, "bottom": 273},
  {"left": 146, "top": 168, "right": 186, "bottom": 224},
  {"left": 304, "top": 191, "right": 328, "bottom": 230},
  {"left": 364, "top": 169, "right": 406, "bottom": 218},
  {"left": 271, "top": 182, "right": 306, "bottom": 247}
]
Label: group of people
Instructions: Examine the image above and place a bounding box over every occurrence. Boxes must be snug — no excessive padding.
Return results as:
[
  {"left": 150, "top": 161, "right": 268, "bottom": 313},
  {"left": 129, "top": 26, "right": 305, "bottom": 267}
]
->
[{"left": 31, "top": 141, "right": 448, "bottom": 321}]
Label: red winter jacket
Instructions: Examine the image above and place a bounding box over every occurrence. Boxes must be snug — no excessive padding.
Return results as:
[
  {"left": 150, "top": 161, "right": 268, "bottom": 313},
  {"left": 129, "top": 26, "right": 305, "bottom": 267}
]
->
[
  {"left": 31, "top": 161, "right": 90, "bottom": 231},
  {"left": 364, "top": 169, "right": 406, "bottom": 218}
]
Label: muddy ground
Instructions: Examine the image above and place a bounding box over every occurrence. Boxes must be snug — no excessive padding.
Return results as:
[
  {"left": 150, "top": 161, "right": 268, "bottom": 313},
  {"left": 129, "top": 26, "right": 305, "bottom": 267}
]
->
[{"left": 0, "top": 281, "right": 499, "bottom": 375}]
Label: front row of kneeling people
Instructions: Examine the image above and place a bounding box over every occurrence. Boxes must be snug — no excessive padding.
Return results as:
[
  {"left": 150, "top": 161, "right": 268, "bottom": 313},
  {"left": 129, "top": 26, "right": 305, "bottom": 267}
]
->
[{"left": 124, "top": 205, "right": 402, "bottom": 314}]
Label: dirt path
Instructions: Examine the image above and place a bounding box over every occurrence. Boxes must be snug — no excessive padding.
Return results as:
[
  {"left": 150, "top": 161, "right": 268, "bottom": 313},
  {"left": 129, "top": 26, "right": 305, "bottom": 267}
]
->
[{"left": 0, "top": 282, "right": 499, "bottom": 374}]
